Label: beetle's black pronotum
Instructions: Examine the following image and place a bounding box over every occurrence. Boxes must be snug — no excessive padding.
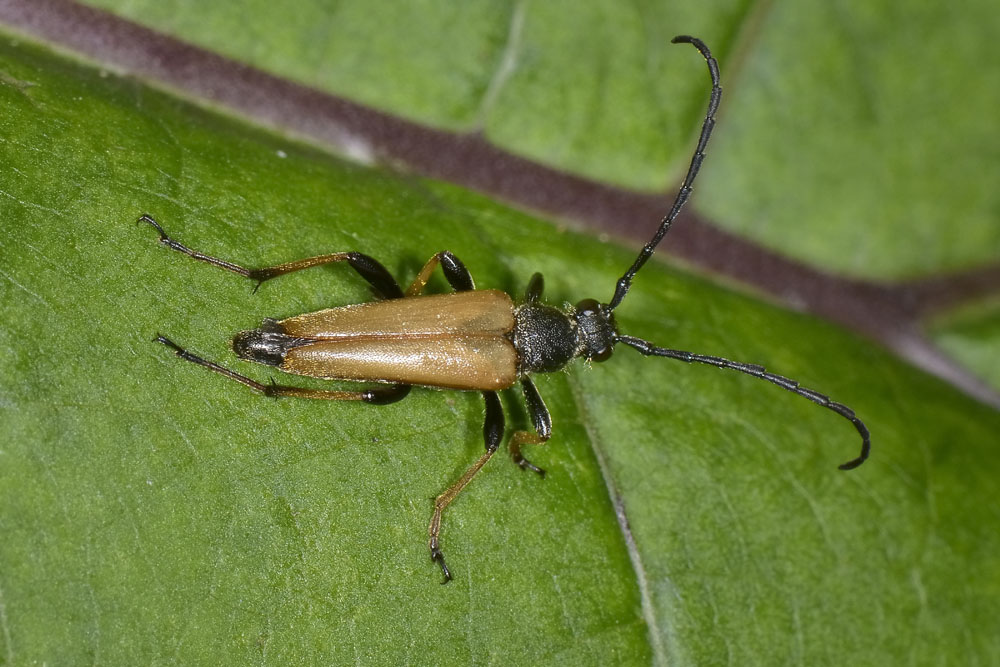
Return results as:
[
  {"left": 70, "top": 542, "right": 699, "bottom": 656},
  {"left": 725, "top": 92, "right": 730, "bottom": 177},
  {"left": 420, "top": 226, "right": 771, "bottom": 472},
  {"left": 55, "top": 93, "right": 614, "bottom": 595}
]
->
[{"left": 145, "top": 36, "right": 870, "bottom": 583}]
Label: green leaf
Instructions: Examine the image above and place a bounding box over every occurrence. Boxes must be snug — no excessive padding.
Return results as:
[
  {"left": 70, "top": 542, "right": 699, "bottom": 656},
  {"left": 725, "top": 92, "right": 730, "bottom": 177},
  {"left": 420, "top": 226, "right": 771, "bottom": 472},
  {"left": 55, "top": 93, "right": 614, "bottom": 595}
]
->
[
  {"left": 696, "top": 0, "right": 1000, "bottom": 280},
  {"left": 2, "top": 30, "right": 999, "bottom": 666},
  {"left": 930, "top": 299, "right": 1000, "bottom": 393},
  {"left": 76, "top": 0, "right": 744, "bottom": 192},
  {"left": 75, "top": 0, "right": 1000, "bottom": 279}
]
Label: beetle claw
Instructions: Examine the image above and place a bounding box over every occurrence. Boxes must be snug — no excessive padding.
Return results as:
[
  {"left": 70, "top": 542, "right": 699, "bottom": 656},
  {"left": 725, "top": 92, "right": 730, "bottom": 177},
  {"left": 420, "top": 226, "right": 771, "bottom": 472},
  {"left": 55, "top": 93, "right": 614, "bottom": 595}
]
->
[
  {"left": 430, "top": 542, "right": 452, "bottom": 584},
  {"left": 515, "top": 456, "right": 546, "bottom": 478}
]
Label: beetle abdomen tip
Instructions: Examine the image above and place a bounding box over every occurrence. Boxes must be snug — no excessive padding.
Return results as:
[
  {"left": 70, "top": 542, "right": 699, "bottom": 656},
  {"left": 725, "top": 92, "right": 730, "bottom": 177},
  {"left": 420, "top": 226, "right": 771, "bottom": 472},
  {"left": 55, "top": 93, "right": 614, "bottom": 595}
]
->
[{"left": 232, "top": 329, "right": 310, "bottom": 368}]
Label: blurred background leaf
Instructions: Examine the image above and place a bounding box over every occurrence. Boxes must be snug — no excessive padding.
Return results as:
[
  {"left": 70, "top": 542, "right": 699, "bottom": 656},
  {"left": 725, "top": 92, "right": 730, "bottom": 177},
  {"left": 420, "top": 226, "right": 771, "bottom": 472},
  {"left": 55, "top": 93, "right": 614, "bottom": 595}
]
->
[
  {"left": 76, "top": 0, "right": 1000, "bottom": 279},
  {"left": 931, "top": 299, "right": 1000, "bottom": 393}
]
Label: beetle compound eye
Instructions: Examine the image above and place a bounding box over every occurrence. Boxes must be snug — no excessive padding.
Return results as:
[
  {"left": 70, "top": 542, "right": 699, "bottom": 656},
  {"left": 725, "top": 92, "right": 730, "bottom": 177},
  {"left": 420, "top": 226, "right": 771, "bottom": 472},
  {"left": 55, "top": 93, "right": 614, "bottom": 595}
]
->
[
  {"left": 574, "top": 298, "right": 605, "bottom": 317},
  {"left": 590, "top": 346, "right": 613, "bottom": 363}
]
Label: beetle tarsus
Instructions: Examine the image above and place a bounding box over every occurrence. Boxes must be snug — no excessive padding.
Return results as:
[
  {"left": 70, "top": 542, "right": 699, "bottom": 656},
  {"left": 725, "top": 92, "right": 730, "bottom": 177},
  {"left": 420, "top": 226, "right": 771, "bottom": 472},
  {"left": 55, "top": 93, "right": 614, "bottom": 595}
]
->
[
  {"left": 430, "top": 538, "right": 452, "bottom": 584},
  {"left": 263, "top": 378, "right": 282, "bottom": 399},
  {"left": 138, "top": 214, "right": 167, "bottom": 238},
  {"left": 154, "top": 334, "right": 193, "bottom": 361},
  {"left": 139, "top": 215, "right": 197, "bottom": 257},
  {"left": 508, "top": 416, "right": 551, "bottom": 480},
  {"left": 153, "top": 333, "right": 176, "bottom": 348},
  {"left": 514, "top": 456, "right": 546, "bottom": 478},
  {"left": 154, "top": 335, "right": 213, "bottom": 369}
]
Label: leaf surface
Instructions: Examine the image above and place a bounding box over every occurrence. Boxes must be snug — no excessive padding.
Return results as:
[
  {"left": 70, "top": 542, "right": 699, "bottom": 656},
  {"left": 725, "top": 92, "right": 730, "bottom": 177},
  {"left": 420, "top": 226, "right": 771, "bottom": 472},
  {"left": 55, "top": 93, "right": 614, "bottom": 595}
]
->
[{"left": 1, "top": 26, "right": 999, "bottom": 666}]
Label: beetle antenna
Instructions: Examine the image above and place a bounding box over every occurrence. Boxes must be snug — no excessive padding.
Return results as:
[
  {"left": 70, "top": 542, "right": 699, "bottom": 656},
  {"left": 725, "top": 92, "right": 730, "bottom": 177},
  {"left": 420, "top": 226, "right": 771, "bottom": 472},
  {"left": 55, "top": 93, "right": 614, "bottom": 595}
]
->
[
  {"left": 607, "top": 35, "right": 721, "bottom": 312},
  {"left": 616, "top": 335, "right": 870, "bottom": 469}
]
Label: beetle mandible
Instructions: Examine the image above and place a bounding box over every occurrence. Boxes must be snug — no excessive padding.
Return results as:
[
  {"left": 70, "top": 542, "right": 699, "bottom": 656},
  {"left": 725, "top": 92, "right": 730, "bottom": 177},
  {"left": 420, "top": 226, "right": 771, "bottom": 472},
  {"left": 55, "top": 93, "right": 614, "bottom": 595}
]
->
[{"left": 144, "top": 36, "right": 870, "bottom": 583}]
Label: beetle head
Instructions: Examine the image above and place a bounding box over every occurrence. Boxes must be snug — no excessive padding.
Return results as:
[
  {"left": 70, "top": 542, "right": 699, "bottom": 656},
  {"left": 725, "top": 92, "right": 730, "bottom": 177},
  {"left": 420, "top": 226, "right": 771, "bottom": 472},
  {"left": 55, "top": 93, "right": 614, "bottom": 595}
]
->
[{"left": 574, "top": 299, "right": 616, "bottom": 362}]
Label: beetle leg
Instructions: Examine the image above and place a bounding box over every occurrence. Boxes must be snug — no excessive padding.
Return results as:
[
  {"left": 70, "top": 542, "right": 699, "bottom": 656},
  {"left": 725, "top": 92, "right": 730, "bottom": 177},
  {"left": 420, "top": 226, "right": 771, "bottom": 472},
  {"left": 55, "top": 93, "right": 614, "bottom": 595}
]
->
[
  {"left": 405, "top": 251, "right": 474, "bottom": 296},
  {"left": 524, "top": 273, "right": 544, "bottom": 304},
  {"left": 510, "top": 377, "right": 552, "bottom": 476},
  {"left": 139, "top": 215, "right": 404, "bottom": 298},
  {"left": 428, "top": 390, "right": 504, "bottom": 583},
  {"left": 155, "top": 335, "right": 410, "bottom": 403}
]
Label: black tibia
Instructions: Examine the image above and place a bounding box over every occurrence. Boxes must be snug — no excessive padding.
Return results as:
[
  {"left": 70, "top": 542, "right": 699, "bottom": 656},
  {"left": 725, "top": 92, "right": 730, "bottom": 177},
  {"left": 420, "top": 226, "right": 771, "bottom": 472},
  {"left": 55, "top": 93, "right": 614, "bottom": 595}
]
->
[
  {"left": 524, "top": 273, "right": 544, "bottom": 304},
  {"left": 361, "top": 384, "right": 411, "bottom": 405},
  {"left": 429, "top": 391, "right": 505, "bottom": 583},
  {"left": 439, "top": 252, "right": 474, "bottom": 292},
  {"left": 342, "top": 253, "right": 404, "bottom": 299},
  {"left": 139, "top": 215, "right": 404, "bottom": 298},
  {"left": 523, "top": 379, "right": 552, "bottom": 439},
  {"left": 406, "top": 251, "right": 475, "bottom": 296},
  {"left": 482, "top": 390, "right": 505, "bottom": 452},
  {"left": 155, "top": 335, "right": 410, "bottom": 403},
  {"left": 617, "top": 335, "right": 871, "bottom": 470},
  {"left": 510, "top": 377, "right": 552, "bottom": 477}
]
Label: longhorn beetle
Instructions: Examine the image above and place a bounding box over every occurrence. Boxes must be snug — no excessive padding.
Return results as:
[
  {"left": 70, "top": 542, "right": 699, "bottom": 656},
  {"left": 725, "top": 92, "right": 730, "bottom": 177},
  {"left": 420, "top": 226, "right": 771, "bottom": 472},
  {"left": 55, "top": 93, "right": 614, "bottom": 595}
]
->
[{"left": 145, "top": 36, "right": 870, "bottom": 583}]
